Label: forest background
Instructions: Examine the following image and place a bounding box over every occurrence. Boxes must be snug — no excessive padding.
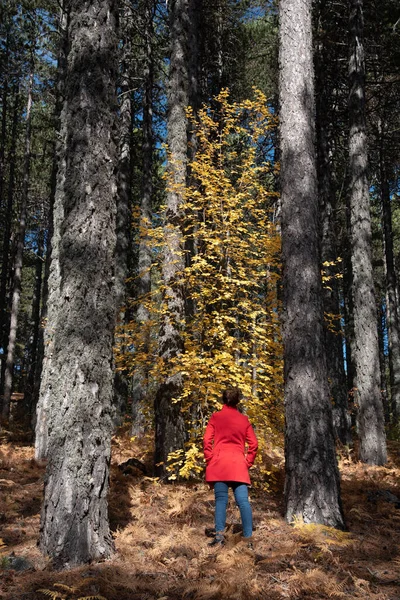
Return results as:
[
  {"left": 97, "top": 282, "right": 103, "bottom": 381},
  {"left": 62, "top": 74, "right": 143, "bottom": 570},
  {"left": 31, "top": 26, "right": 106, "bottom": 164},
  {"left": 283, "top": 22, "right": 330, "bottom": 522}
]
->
[{"left": 0, "top": 0, "right": 400, "bottom": 597}]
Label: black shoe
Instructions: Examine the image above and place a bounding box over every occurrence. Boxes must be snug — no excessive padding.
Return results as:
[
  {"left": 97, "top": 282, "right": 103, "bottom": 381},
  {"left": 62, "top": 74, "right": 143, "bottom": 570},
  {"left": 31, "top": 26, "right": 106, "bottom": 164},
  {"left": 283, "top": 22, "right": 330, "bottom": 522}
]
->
[
  {"left": 205, "top": 527, "right": 216, "bottom": 538},
  {"left": 208, "top": 535, "right": 225, "bottom": 547},
  {"left": 247, "top": 541, "right": 254, "bottom": 550}
]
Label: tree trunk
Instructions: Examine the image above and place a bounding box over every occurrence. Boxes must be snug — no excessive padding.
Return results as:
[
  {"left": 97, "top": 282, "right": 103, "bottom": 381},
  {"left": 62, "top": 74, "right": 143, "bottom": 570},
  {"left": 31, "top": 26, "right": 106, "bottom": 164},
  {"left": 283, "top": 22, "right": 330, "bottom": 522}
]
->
[
  {"left": 130, "top": 0, "right": 155, "bottom": 437},
  {"left": 0, "top": 84, "right": 19, "bottom": 378},
  {"left": 315, "top": 34, "right": 350, "bottom": 445},
  {"left": 348, "top": 0, "right": 387, "bottom": 464},
  {"left": 23, "top": 226, "right": 44, "bottom": 424},
  {"left": 154, "top": 0, "right": 191, "bottom": 478},
  {"left": 0, "top": 33, "right": 9, "bottom": 213},
  {"left": 380, "top": 134, "right": 400, "bottom": 424},
  {"left": 2, "top": 70, "right": 33, "bottom": 423},
  {"left": 38, "top": 0, "right": 118, "bottom": 566},
  {"left": 279, "top": 0, "right": 345, "bottom": 528},
  {"left": 35, "top": 4, "right": 68, "bottom": 460}
]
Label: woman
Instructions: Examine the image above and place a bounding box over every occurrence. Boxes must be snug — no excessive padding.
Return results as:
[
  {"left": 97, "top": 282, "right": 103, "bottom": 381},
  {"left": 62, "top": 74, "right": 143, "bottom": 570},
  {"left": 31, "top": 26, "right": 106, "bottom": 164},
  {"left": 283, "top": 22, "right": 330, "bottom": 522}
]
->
[{"left": 203, "top": 387, "right": 258, "bottom": 547}]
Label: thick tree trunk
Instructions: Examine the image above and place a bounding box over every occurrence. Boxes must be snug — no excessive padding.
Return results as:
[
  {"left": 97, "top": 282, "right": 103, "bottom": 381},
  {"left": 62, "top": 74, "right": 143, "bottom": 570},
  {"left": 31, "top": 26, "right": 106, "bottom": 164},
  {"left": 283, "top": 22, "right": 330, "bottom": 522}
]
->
[
  {"left": 279, "top": 0, "right": 345, "bottom": 528},
  {"left": 2, "top": 70, "right": 33, "bottom": 422},
  {"left": 348, "top": 0, "right": 387, "bottom": 464},
  {"left": 38, "top": 0, "right": 118, "bottom": 566},
  {"left": 35, "top": 5, "right": 68, "bottom": 460},
  {"left": 154, "top": 0, "right": 191, "bottom": 478}
]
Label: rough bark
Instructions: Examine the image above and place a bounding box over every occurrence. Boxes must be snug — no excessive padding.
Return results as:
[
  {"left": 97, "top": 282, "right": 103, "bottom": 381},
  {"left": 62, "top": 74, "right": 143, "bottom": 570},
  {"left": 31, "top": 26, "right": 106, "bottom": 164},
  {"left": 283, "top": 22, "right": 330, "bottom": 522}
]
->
[
  {"left": 0, "top": 84, "right": 19, "bottom": 372},
  {"left": 35, "top": 5, "right": 68, "bottom": 460},
  {"left": 130, "top": 0, "right": 154, "bottom": 437},
  {"left": 23, "top": 227, "right": 44, "bottom": 423},
  {"left": 2, "top": 70, "right": 33, "bottom": 422},
  {"left": 315, "top": 32, "right": 350, "bottom": 445},
  {"left": 348, "top": 0, "right": 387, "bottom": 464},
  {"left": 0, "top": 68, "right": 8, "bottom": 213},
  {"left": 38, "top": 0, "right": 118, "bottom": 566},
  {"left": 279, "top": 0, "right": 345, "bottom": 528},
  {"left": 154, "top": 0, "right": 191, "bottom": 478},
  {"left": 380, "top": 136, "right": 400, "bottom": 423}
]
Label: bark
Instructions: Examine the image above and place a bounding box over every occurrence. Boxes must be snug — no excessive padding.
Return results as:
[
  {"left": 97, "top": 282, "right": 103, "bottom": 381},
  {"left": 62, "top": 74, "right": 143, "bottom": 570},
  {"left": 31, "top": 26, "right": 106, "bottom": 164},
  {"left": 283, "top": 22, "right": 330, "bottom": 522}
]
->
[
  {"left": 38, "top": 0, "right": 118, "bottom": 566},
  {"left": 0, "top": 84, "right": 19, "bottom": 371},
  {"left": 380, "top": 135, "right": 400, "bottom": 423},
  {"left": 2, "top": 70, "right": 33, "bottom": 423},
  {"left": 115, "top": 3, "right": 133, "bottom": 310},
  {"left": 130, "top": 0, "right": 154, "bottom": 437},
  {"left": 315, "top": 41, "right": 350, "bottom": 445},
  {"left": 279, "top": 0, "right": 345, "bottom": 528},
  {"left": 0, "top": 63, "right": 8, "bottom": 213},
  {"left": 377, "top": 298, "right": 390, "bottom": 423},
  {"left": 348, "top": 0, "right": 387, "bottom": 464},
  {"left": 154, "top": 0, "right": 191, "bottom": 478},
  {"left": 23, "top": 227, "right": 44, "bottom": 423},
  {"left": 35, "top": 5, "right": 68, "bottom": 460},
  {"left": 113, "top": 1, "right": 135, "bottom": 425}
]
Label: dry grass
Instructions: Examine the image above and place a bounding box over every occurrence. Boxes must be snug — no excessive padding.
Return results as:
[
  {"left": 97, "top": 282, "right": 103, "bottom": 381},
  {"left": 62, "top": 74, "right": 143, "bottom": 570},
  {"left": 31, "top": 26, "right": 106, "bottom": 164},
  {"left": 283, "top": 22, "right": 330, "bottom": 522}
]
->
[{"left": 0, "top": 430, "right": 399, "bottom": 600}]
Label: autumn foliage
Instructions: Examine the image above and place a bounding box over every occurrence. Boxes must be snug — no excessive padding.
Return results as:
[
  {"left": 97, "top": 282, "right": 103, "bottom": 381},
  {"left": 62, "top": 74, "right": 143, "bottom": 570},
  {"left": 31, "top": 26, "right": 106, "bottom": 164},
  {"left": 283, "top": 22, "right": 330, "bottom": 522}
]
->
[{"left": 115, "top": 90, "right": 283, "bottom": 478}]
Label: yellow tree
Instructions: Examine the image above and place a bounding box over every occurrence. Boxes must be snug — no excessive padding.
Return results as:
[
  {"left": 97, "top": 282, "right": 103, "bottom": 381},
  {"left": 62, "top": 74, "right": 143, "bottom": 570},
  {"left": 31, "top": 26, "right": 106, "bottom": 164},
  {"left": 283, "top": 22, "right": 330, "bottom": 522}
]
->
[{"left": 116, "top": 89, "right": 283, "bottom": 478}]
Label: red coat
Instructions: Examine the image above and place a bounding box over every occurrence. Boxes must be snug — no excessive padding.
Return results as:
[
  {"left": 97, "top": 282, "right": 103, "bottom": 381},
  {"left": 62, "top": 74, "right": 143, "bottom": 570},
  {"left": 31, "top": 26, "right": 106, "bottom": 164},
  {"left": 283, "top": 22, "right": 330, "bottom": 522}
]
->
[{"left": 203, "top": 405, "right": 258, "bottom": 485}]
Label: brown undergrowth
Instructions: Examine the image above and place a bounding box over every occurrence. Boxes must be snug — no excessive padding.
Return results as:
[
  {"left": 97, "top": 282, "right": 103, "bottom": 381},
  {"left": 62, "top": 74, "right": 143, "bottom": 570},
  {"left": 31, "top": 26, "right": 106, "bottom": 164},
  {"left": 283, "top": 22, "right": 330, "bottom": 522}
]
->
[{"left": 0, "top": 430, "right": 399, "bottom": 600}]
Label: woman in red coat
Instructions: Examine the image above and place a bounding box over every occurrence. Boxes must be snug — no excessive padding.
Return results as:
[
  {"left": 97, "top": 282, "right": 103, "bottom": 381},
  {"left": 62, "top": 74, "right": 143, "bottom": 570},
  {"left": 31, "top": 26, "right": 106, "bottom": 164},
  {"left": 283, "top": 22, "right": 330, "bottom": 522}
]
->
[{"left": 203, "top": 387, "right": 258, "bottom": 547}]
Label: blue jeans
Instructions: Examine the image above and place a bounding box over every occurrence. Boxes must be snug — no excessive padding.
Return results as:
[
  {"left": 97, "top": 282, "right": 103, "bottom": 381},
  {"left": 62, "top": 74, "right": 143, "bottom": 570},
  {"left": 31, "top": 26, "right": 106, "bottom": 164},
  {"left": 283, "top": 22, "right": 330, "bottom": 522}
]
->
[{"left": 213, "top": 481, "right": 253, "bottom": 538}]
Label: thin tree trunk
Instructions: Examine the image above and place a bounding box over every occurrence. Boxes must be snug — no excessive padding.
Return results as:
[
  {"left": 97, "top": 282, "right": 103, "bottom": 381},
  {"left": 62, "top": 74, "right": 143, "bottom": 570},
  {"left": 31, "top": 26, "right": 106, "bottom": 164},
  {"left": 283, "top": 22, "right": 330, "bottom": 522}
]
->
[
  {"left": 130, "top": 0, "right": 154, "bottom": 437},
  {"left": 279, "top": 0, "right": 345, "bottom": 528},
  {"left": 39, "top": 0, "right": 118, "bottom": 566},
  {"left": 378, "top": 296, "right": 390, "bottom": 423},
  {"left": 23, "top": 226, "right": 44, "bottom": 423},
  {"left": 113, "top": 0, "right": 135, "bottom": 425},
  {"left": 316, "top": 52, "right": 350, "bottom": 445},
  {"left": 0, "top": 62, "right": 8, "bottom": 212},
  {"left": 1, "top": 70, "right": 33, "bottom": 423},
  {"left": 348, "top": 0, "right": 387, "bottom": 464},
  {"left": 380, "top": 133, "right": 400, "bottom": 423},
  {"left": 154, "top": 0, "right": 191, "bottom": 478},
  {"left": 0, "top": 84, "right": 19, "bottom": 377}
]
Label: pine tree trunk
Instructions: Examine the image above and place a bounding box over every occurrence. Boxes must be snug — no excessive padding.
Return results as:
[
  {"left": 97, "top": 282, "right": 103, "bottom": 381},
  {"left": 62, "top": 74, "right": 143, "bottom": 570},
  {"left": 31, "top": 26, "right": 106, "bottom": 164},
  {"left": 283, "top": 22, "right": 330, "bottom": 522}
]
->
[
  {"left": 2, "top": 70, "right": 33, "bottom": 423},
  {"left": 38, "top": 0, "right": 118, "bottom": 566},
  {"left": 154, "top": 0, "right": 191, "bottom": 478},
  {"left": 316, "top": 50, "right": 350, "bottom": 445},
  {"left": 0, "top": 65, "right": 8, "bottom": 213},
  {"left": 35, "top": 5, "right": 68, "bottom": 459},
  {"left": 348, "top": 0, "right": 387, "bottom": 464},
  {"left": 380, "top": 135, "right": 400, "bottom": 423},
  {"left": 130, "top": 0, "right": 154, "bottom": 437},
  {"left": 23, "top": 227, "right": 44, "bottom": 423},
  {"left": 279, "top": 0, "right": 345, "bottom": 528},
  {"left": 0, "top": 84, "right": 19, "bottom": 376}
]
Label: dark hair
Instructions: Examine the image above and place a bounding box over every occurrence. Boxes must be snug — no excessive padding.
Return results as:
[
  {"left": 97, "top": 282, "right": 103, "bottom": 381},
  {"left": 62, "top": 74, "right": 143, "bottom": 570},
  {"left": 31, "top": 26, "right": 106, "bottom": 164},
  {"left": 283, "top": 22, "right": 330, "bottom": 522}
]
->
[{"left": 222, "top": 387, "right": 241, "bottom": 406}]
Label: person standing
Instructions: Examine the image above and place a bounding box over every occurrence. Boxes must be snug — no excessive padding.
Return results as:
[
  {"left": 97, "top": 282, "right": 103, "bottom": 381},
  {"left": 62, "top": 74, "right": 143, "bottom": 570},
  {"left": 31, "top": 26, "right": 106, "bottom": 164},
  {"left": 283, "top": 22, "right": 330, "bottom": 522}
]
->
[{"left": 203, "top": 387, "right": 258, "bottom": 547}]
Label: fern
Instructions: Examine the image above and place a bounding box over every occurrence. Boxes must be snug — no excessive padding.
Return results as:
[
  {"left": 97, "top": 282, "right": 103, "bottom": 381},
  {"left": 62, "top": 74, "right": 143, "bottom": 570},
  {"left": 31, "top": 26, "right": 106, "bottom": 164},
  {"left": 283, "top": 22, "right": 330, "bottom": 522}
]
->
[
  {"left": 37, "top": 588, "right": 108, "bottom": 600},
  {"left": 52, "top": 584, "right": 77, "bottom": 593},
  {"left": 78, "top": 596, "right": 108, "bottom": 600},
  {"left": 37, "top": 590, "right": 66, "bottom": 600}
]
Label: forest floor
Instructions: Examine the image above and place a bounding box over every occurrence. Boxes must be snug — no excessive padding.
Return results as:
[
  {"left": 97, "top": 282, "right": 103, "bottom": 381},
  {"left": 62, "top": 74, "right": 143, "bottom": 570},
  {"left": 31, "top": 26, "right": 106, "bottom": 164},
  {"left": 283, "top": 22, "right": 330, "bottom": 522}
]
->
[{"left": 0, "top": 426, "right": 399, "bottom": 600}]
